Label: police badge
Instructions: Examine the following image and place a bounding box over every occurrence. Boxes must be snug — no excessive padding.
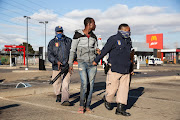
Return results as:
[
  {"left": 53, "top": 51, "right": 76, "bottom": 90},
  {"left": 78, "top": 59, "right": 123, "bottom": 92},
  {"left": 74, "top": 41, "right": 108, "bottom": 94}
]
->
[
  {"left": 55, "top": 43, "right": 59, "bottom": 47},
  {"left": 117, "top": 40, "right": 121, "bottom": 45}
]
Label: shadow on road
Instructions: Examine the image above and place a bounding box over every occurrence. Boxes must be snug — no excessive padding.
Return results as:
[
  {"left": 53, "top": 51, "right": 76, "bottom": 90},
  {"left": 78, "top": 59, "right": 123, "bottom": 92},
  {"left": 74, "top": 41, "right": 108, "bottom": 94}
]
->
[
  {"left": 90, "top": 82, "right": 106, "bottom": 109},
  {"left": 105, "top": 87, "right": 145, "bottom": 110},
  {"left": 0, "top": 79, "right": 5, "bottom": 83},
  {"left": 91, "top": 86, "right": 144, "bottom": 111},
  {"left": 70, "top": 82, "right": 144, "bottom": 111},
  {"left": 70, "top": 82, "right": 106, "bottom": 109},
  {"left": 127, "top": 87, "right": 144, "bottom": 109},
  {"left": 69, "top": 92, "right": 80, "bottom": 105},
  {"left": 0, "top": 104, "right": 20, "bottom": 114}
]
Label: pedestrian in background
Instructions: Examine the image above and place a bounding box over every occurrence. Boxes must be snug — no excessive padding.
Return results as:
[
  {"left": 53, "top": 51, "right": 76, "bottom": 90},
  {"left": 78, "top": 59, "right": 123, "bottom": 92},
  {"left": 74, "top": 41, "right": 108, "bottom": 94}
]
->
[
  {"left": 68, "top": 17, "right": 100, "bottom": 113},
  {"left": 93, "top": 23, "right": 132, "bottom": 116},
  {"left": 48, "top": 26, "right": 72, "bottom": 106},
  {"left": 146, "top": 58, "right": 148, "bottom": 67}
]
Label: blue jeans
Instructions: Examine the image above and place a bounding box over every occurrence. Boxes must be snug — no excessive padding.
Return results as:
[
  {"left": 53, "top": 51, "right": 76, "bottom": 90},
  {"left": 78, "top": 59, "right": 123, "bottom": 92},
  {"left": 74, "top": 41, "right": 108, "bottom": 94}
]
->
[{"left": 78, "top": 62, "right": 97, "bottom": 108}]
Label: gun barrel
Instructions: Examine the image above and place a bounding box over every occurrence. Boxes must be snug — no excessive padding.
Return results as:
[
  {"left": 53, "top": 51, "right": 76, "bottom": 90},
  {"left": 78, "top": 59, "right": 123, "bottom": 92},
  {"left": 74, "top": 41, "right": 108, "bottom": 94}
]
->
[{"left": 49, "top": 64, "right": 69, "bottom": 84}]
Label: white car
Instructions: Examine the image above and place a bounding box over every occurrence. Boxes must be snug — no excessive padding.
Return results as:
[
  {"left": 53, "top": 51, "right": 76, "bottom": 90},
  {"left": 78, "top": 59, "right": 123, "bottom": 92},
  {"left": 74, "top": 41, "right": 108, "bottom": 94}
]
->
[{"left": 148, "top": 58, "right": 163, "bottom": 66}]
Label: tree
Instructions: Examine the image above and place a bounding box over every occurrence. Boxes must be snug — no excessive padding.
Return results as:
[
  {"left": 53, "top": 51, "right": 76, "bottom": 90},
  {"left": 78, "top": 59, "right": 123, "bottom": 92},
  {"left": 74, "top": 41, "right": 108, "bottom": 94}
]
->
[{"left": 19, "top": 42, "right": 35, "bottom": 54}]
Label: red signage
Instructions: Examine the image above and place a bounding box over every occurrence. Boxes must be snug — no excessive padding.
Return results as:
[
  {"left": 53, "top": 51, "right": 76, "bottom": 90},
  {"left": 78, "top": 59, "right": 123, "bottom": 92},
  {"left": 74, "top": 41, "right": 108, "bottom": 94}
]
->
[
  {"left": 146, "top": 33, "right": 163, "bottom": 49},
  {"left": 4, "top": 49, "right": 12, "bottom": 51},
  {"left": 97, "top": 35, "right": 101, "bottom": 40},
  {"left": 4, "top": 48, "right": 24, "bottom": 51},
  {"left": 4, "top": 45, "right": 26, "bottom": 66}
]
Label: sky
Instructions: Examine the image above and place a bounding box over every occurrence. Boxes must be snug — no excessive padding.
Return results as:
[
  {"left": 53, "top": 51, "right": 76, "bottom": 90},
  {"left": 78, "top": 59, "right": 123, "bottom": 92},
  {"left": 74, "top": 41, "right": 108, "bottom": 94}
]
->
[{"left": 0, "top": 0, "right": 180, "bottom": 51}]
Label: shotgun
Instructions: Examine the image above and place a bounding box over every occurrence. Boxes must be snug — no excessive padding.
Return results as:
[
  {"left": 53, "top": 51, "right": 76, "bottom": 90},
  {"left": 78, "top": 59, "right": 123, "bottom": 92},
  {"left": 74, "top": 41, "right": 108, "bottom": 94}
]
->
[{"left": 49, "top": 64, "right": 69, "bottom": 84}]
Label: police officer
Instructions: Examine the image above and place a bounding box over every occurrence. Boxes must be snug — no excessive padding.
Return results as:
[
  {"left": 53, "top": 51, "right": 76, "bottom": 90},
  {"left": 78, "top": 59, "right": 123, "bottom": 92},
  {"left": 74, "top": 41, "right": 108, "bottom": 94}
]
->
[
  {"left": 93, "top": 23, "right": 132, "bottom": 116},
  {"left": 48, "top": 26, "right": 72, "bottom": 106}
]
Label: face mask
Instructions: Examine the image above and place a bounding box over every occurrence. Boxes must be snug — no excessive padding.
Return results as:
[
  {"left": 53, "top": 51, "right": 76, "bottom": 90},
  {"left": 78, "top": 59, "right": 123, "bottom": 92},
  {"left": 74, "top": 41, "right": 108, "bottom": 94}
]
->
[
  {"left": 56, "top": 33, "right": 63, "bottom": 40},
  {"left": 119, "top": 30, "right": 131, "bottom": 38}
]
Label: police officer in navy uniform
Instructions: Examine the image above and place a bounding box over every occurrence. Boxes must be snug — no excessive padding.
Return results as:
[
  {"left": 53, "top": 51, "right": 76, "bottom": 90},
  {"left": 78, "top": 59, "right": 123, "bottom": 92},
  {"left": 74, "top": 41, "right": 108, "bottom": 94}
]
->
[
  {"left": 93, "top": 23, "right": 132, "bottom": 116},
  {"left": 48, "top": 26, "right": 72, "bottom": 106}
]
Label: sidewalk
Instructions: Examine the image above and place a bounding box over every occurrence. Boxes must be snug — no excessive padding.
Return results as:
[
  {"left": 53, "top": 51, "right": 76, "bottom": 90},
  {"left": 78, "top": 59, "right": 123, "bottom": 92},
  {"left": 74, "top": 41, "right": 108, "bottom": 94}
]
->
[{"left": 0, "top": 64, "right": 180, "bottom": 87}]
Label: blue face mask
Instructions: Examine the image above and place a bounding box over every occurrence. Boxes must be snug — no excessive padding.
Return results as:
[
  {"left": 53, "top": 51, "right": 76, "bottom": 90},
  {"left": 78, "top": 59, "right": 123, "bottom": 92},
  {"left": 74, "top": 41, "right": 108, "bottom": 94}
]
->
[
  {"left": 56, "top": 33, "right": 63, "bottom": 40},
  {"left": 119, "top": 30, "right": 131, "bottom": 38}
]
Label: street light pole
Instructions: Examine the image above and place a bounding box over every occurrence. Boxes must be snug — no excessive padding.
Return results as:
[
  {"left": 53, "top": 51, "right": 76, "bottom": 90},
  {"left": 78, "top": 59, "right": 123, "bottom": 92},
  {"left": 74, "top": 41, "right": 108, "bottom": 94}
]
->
[
  {"left": 39, "top": 21, "right": 48, "bottom": 62},
  {"left": 24, "top": 16, "right": 31, "bottom": 70}
]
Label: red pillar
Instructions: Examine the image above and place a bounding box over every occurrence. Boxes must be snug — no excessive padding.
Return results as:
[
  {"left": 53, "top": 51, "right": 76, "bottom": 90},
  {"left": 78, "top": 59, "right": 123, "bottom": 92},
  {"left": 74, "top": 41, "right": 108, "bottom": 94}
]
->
[
  {"left": 23, "top": 46, "right": 25, "bottom": 66},
  {"left": 161, "top": 52, "right": 163, "bottom": 61}
]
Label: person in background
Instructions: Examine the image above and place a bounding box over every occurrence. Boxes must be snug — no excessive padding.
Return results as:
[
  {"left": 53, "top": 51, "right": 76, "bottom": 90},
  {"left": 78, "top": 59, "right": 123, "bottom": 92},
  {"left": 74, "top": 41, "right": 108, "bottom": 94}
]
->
[{"left": 146, "top": 58, "right": 149, "bottom": 67}]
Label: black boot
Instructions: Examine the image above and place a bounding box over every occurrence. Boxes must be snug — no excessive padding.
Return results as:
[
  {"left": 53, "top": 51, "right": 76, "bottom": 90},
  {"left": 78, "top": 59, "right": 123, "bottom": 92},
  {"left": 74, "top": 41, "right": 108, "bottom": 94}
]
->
[
  {"left": 56, "top": 94, "right": 61, "bottom": 102},
  {"left": 103, "top": 96, "right": 113, "bottom": 110},
  {"left": 115, "top": 103, "right": 131, "bottom": 116},
  {"left": 61, "top": 101, "right": 71, "bottom": 106}
]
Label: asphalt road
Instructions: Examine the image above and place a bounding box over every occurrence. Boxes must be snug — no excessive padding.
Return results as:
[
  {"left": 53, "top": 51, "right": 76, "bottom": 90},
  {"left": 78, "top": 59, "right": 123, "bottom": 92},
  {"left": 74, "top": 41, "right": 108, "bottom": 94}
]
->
[
  {"left": 0, "top": 65, "right": 180, "bottom": 89},
  {"left": 0, "top": 77, "right": 180, "bottom": 120}
]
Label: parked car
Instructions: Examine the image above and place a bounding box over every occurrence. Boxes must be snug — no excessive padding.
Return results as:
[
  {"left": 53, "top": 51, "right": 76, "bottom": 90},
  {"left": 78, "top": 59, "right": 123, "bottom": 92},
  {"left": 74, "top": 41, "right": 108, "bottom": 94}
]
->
[{"left": 148, "top": 58, "right": 163, "bottom": 66}]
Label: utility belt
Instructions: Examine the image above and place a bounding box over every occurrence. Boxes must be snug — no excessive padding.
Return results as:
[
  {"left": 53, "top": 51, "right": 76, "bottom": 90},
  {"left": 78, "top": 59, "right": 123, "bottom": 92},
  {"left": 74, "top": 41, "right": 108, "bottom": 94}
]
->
[
  {"left": 104, "top": 63, "right": 111, "bottom": 74},
  {"left": 107, "top": 63, "right": 111, "bottom": 70},
  {"left": 60, "top": 63, "right": 69, "bottom": 70}
]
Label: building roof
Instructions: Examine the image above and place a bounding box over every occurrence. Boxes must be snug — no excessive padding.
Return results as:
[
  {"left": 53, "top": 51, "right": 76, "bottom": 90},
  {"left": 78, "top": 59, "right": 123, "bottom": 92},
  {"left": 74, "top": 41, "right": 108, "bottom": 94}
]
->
[
  {"left": 160, "top": 49, "right": 180, "bottom": 52},
  {"left": 132, "top": 42, "right": 153, "bottom": 52}
]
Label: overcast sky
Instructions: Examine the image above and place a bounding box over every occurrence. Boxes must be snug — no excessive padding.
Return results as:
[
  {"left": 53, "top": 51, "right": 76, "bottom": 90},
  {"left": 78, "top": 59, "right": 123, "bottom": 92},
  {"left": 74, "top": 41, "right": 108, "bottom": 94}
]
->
[{"left": 0, "top": 0, "right": 180, "bottom": 51}]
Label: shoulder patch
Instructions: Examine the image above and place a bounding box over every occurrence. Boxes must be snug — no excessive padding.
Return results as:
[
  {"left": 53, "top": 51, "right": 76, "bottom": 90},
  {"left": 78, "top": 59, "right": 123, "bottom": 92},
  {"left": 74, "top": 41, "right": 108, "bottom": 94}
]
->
[
  {"left": 55, "top": 42, "right": 59, "bottom": 47},
  {"left": 117, "top": 40, "right": 121, "bottom": 45}
]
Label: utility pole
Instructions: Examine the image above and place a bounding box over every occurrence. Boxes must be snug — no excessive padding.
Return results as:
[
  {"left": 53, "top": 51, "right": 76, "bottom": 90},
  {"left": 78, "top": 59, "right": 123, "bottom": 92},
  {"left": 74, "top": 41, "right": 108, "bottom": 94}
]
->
[
  {"left": 10, "top": 50, "right": 12, "bottom": 67},
  {"left": 24, "top": 16, "right": 31, "bottom": 70},
  {"left": 39, "top": 21, "right": 48, "bottom": 63}
]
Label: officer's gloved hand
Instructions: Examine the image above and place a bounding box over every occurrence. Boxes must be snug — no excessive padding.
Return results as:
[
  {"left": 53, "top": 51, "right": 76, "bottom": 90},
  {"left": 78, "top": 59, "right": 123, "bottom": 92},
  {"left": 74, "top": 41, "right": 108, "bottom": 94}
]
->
[
  {"left": 69, "top": 66, "right": 73, "bottom": 74},
  {"left": 57, "top": 61, "right": 62, "bottom": 70}
]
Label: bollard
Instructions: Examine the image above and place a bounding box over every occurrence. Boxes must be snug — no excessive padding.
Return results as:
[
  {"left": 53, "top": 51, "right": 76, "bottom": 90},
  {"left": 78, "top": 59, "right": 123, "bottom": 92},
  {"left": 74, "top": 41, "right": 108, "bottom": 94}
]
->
[{"left": 137, "top": 60, "right": 140, "bottom": 69}]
